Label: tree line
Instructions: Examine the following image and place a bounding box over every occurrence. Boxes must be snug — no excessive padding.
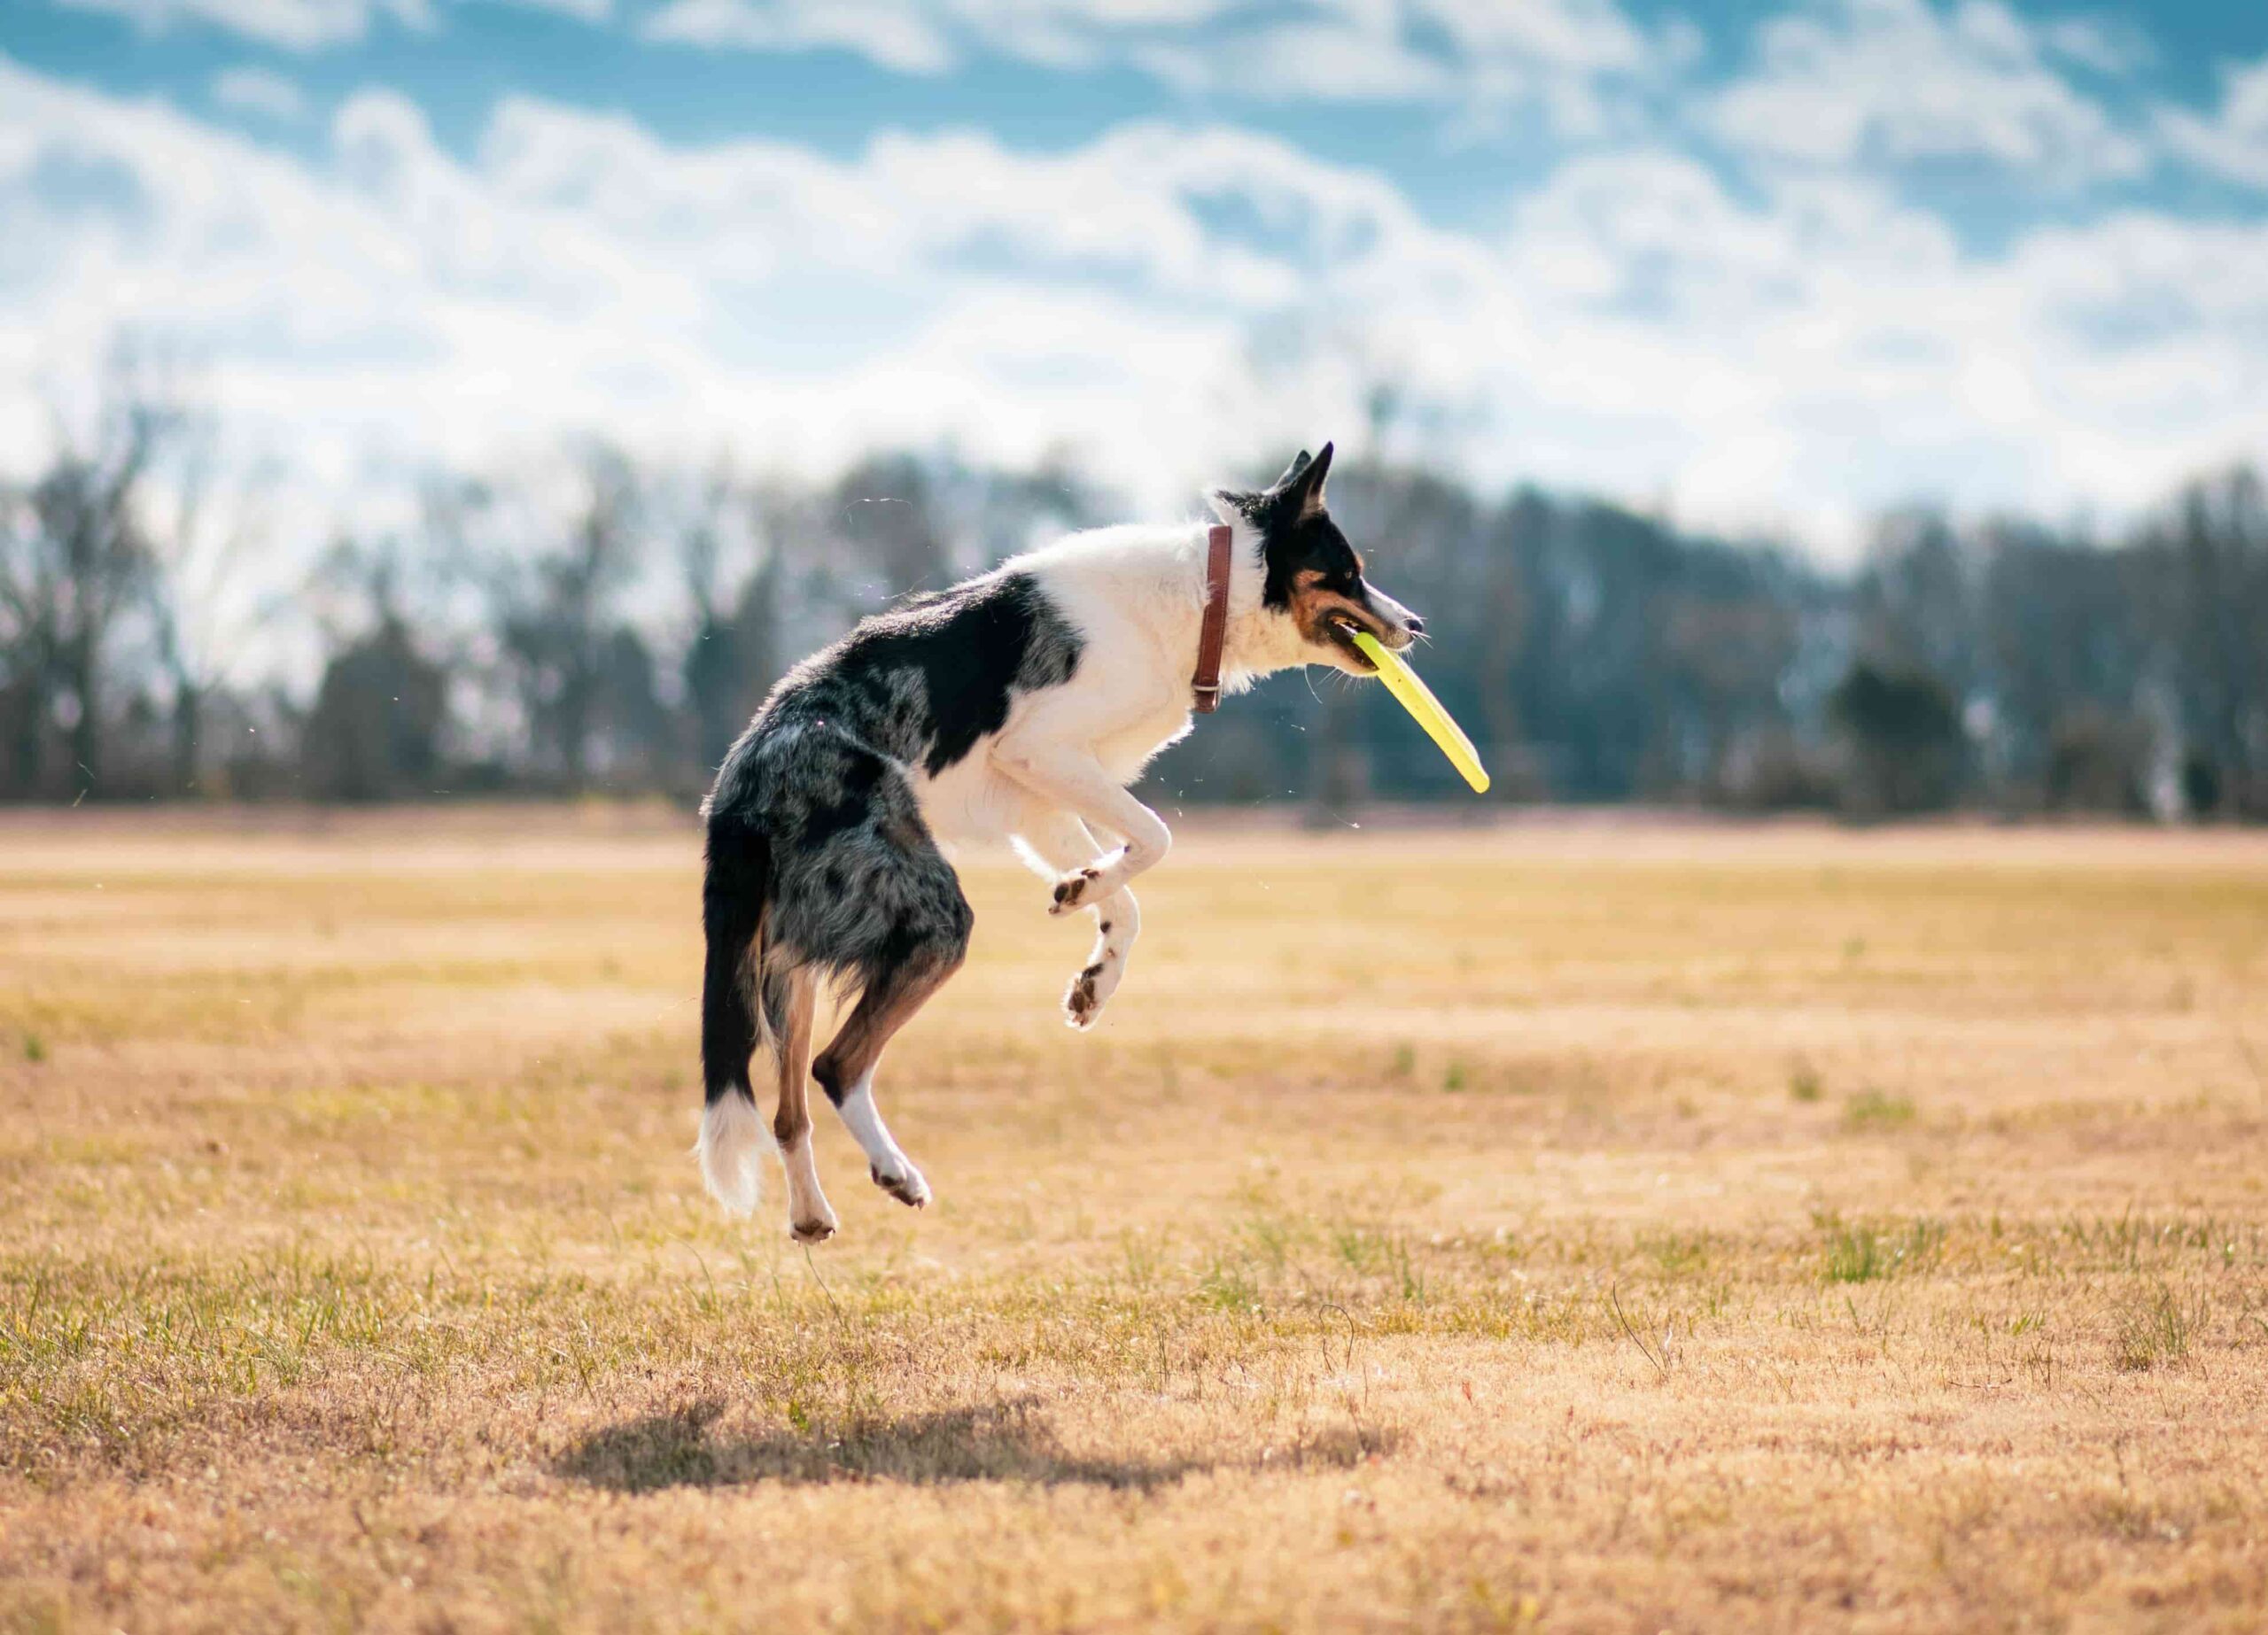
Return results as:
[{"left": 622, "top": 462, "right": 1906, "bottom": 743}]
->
[{"left": 3, "top": 380, "right": 2264, "bottom": 819}]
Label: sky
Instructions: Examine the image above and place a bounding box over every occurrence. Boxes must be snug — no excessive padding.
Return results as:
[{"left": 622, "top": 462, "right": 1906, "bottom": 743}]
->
[{"left": 4, "top": 0, "right": 2268, "bottom": 558}]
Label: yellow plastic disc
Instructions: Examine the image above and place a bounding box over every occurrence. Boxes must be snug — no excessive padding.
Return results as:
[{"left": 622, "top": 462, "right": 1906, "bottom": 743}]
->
[{"left": 1348, "top": 629, "right": 1490, "bottom": 794}]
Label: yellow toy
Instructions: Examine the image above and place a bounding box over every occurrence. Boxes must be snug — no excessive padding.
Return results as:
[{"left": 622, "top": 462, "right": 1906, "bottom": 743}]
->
[{"left": 1347, "top": 629, "right": 1490, "bottom": 794}]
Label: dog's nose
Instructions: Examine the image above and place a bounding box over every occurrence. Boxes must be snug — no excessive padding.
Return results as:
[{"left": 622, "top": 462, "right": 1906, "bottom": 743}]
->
[{"left": 1404, "top": 614, "right": 1426, "bottom": 637}]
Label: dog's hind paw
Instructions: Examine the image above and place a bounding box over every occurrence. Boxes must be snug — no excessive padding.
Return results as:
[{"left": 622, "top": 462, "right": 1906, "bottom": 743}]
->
[{"left": 871, "top": 1161, "right": 930, "bottom": 1209}]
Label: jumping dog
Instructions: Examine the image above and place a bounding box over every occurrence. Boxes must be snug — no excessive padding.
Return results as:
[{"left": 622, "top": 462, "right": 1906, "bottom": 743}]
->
[{"left": 697, "top": 443, "right": 1423, "bottom": 1241}]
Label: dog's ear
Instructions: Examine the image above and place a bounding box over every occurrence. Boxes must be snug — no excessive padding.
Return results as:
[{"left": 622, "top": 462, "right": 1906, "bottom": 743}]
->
[
  {"left": 1212, "top": 444, "right": 1332, "bottom": 526},
  {"left": 1280, "top": 441, "right": 1332, "bottom": 516},
  {"left": 1207, "top": 486, "right": 1255, "bottom": 525}
]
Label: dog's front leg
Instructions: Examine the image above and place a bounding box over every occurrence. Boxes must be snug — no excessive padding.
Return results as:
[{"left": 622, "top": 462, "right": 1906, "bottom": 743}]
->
[
  {"left": 1014, "top": 806, "right": 1140, "bottom": 1028},
  {"left": 993, "top": 742, "right": 1170, "bottom": 916}
]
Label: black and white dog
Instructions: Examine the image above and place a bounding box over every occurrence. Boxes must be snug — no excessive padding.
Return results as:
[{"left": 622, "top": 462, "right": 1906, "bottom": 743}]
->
[{"left": 698, "top": 443, "right": 1422, "bottom": 1242}]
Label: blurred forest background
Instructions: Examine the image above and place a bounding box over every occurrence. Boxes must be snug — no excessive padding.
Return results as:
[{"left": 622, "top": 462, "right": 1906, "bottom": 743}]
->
[{"left": 4, "top": 368, "right": 2264, "bottom": 821}]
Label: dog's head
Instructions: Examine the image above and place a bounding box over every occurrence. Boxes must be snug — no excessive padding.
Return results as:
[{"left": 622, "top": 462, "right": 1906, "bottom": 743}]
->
[{"left": 1210, "top": 442, "right": 1424, "bottom": 676}]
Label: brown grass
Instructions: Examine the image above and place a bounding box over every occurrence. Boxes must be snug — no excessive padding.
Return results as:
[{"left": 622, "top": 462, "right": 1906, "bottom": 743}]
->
[{"left": 4, "top": 809, "right": 2268, "bottom": 1632}]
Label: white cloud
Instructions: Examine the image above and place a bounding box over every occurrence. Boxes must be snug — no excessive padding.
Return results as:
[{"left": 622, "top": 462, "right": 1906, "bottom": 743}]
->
[
  {"left": 1131, "top": 18, "right": 1450, "bottom": 102},
  {"left": 56, "top": 0, "right": 431, "bottom": 50},
  {"left": 57, "top": 0, "right": 606, "bottom": 48},
  {"left": 2036, "top": 15, "right": 2150, "bottom": 77},
  {"left": 57, "top": 0, "right": 1678, "bottom": 138},
  {"left": 1710, "top": 0, "right": 2147, "bottom": 185},
  {"left": 2158, "top": 55, "right": 2268, "bottom": 190},
  {"left": 1484, "top": 152, "right": 2268, "bottom": 548},
  {"left": 484, "top": 0, "right": 612, "bottom": 20},
  {"left": 3, "top": 52, "right": 2265, "bottom": 576},
  {"left": 491, "top": 0, "right": 611, "bottom": 18},
  {"left": 641, "top": 0, "right": 952, "bottom": 72},
  {"left": 641, "top": 0, "right": 1684, "bottom": 136},
  {"left": 1417, "top": 0, "right": 1652, "bottom": 76},
  {"left": 210, "top": 66, "right": 309, "bottom": 120}
]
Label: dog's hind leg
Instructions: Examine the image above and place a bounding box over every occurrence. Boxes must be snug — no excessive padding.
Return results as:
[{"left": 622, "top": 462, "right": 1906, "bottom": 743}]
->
[
  {"left": 769, "top": 965, "right": 835, "bottom": 1244},
  {"left": 812, "top": 917, "right": 968, "bottom": 1211},
  {"left": 1013, "top": 806, "right": 1138, "bottom": 1030}
]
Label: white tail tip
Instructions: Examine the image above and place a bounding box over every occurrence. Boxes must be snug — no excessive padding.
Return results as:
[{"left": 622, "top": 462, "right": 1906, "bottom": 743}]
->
[{"left": 696, "top": 1092, "right": 771, "bottom": 1216}]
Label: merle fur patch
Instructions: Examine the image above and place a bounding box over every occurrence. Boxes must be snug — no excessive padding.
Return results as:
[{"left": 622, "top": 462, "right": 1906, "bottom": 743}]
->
[{"left": 781, "top": 570, "right": 1081, "bottom": 778}]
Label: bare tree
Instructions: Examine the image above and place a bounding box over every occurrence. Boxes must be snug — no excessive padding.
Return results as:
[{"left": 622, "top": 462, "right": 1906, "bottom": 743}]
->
[
  {"left": 299, "top": 532, "right": 463, "bottom": 801},
  {"left": 827, "top": 453, "right": 952, "bottom": 601},
  {"left": 2140, "top": 468, "right": 2268, "bottom": 813},
  {"left": 485, "top": 445, "right": 649, "bottom": 792},
  {"left": 1970, "top": 521, "right": 2147, "bottom": 804},
  {"left": 1829, "top": 661, "right": 1965, "bottom": 817},
  {"left": 0, "top": 480, "right": 48, "bottom": 795},
  {"left": 0, "top": 368, "right": 183, "bottom": 797},
  {"left": 1852, "top": 508, "right": 1977, "bottom": 697},
  {"left": 142, "top": 419, "right": 280, "bottom": 794},
  {"left": 669, "top": 461, "right": 781, "bottom": 779}
]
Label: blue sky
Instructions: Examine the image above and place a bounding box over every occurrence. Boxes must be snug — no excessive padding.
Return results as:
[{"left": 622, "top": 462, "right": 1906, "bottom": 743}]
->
[{"left": 5, "top": 0, "right": 2268, "bottom": 554}]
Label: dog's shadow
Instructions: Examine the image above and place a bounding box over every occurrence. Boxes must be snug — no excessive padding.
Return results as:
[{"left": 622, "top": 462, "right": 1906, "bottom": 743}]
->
[{"left": 555, "top": 1396, "right": 1391, "bottom": 1493}]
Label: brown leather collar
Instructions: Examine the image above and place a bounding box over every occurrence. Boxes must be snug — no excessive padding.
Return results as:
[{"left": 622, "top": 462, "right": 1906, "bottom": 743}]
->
[{"left": 1191, "top": 523, "right": 1232, "bottom": 714}]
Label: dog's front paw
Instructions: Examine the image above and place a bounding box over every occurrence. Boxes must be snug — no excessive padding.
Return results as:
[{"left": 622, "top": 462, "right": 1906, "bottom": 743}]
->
[
  {"left": 1064, "top": 961, "right": 1107, "bottom": 1029},
  {"left": 1050, "top": 866, "right": 1104, "bottom": 916},
  {"left": 789, "top": 1206, "right": 838, "bottom": 1244}
]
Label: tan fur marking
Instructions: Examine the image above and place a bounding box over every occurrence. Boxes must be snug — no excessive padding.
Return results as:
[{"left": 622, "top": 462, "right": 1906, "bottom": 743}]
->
[
  {"left": 1288, "top": 572, "right": 1385, "bottom": 649},
  {"left": 813, "top": 947, "right": 965, "bottom": 1100},
  {"left": 770, "top": 966, "right": 833, "bottom": 1241},
  {"left": 770, "top": 966, "right": 817, "bottom": 1148}
]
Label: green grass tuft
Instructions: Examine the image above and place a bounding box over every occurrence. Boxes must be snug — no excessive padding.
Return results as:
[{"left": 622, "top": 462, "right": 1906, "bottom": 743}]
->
[
  {"left": 2114, "top": 1282, "right": 2202, "bottom": 1372},
  {"left": 1843, "top": 1089, "right": 1915, "bottom": 1130},
  {"left": 1821, "top": 1217, "right": 1946, "bottom": 1283}
]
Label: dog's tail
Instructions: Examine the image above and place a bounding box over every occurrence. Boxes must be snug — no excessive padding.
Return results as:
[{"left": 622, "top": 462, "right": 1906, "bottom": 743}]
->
[{"left": 697, "top": 811, "right": 780, "bottom": 1216}]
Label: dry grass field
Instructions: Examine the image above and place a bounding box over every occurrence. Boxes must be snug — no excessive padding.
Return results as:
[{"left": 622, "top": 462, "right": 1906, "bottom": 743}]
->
[{"left": 4, "top": 808, "right": 2268, "bottom": 1632}]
